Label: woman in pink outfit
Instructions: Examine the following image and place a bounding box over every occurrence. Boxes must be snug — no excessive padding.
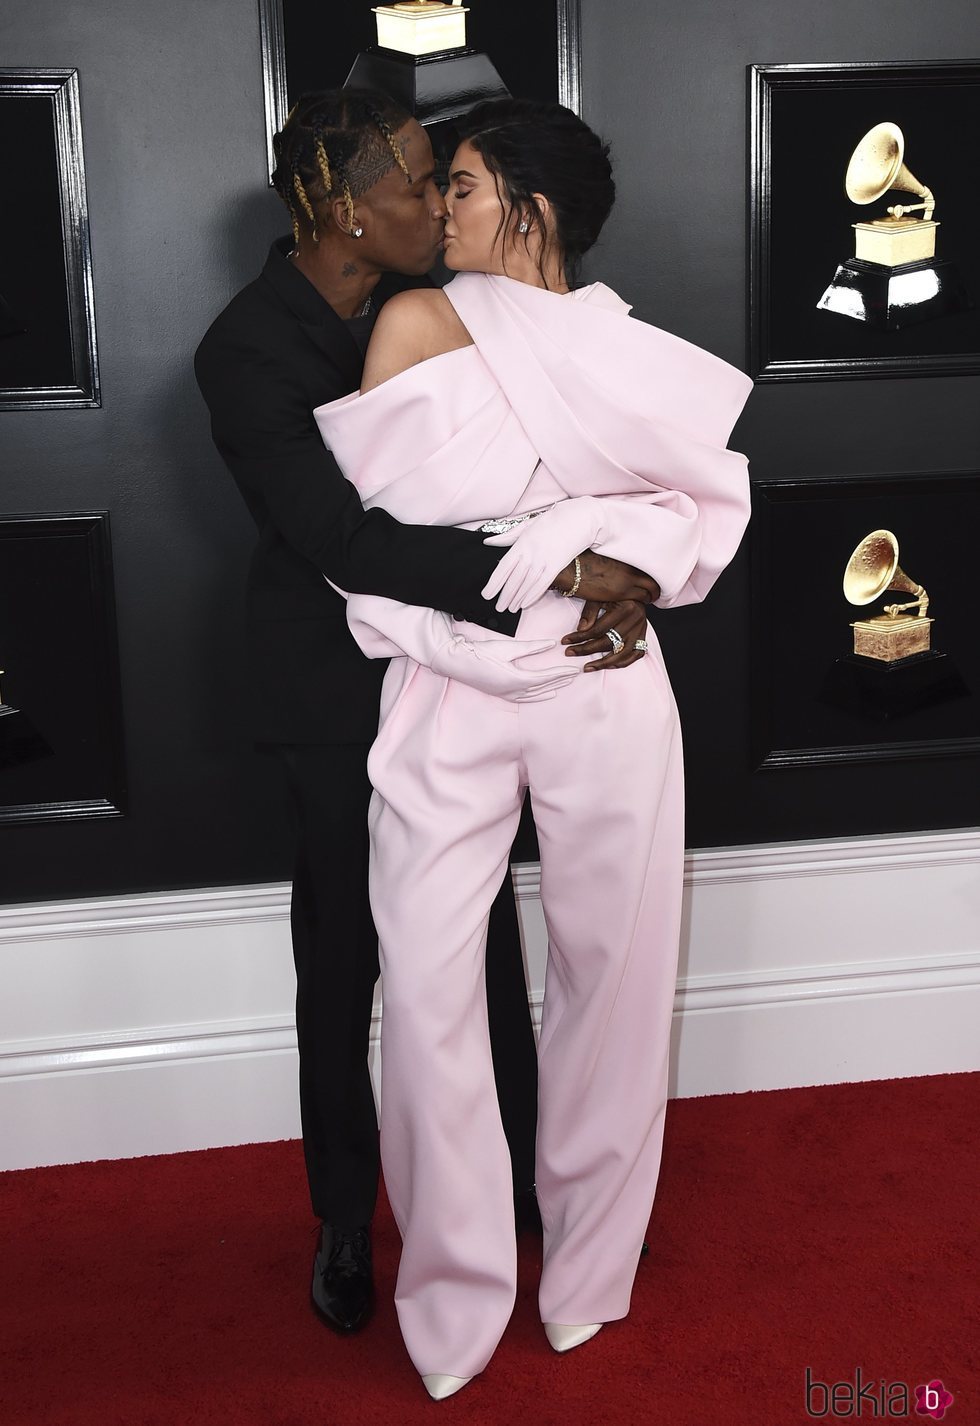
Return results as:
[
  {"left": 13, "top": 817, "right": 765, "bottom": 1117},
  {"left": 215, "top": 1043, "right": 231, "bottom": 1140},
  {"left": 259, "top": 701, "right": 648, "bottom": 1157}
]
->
[{"left": 314, "top": 99, "right": 752, "bottom": 1399}]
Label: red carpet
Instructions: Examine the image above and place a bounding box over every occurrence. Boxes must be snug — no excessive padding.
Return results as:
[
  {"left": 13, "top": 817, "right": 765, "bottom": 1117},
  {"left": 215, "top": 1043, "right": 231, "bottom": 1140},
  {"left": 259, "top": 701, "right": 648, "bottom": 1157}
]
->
[{"left": 1, "top": 1073, "right": 977, "bottom": 1426}]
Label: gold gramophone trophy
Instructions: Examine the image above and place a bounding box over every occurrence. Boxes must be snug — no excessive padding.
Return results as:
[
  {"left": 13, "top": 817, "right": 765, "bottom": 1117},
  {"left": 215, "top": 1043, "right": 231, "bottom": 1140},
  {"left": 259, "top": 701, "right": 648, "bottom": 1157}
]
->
[
  {"left": 819, "top": 530, "right": 967, "bottom": 720},
  {"left": 843, "top": 529, "right": 932, "bottom": 662},
  {"left": 817, "top": 122, "right": 970, "bottom": 330},
  {"left": 346, "top": 1, "right": 509, "bottom": 133}
]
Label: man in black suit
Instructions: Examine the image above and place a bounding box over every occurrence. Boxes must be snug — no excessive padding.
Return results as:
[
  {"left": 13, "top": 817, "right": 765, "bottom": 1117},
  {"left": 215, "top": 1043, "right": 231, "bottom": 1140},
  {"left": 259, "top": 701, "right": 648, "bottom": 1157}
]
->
[{"left": 194, "top": 89, "right": 656, "bottom": 1335}]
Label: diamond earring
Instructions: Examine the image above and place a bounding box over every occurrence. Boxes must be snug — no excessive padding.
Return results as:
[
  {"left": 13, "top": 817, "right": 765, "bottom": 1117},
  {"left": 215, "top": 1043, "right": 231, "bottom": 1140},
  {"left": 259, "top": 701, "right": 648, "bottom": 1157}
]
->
[
  {"left": 518, "top": 219, "right": 529, "bottom": 233},
  {"left": 352, "top": 226, "right": 364, "bottom": 239}
]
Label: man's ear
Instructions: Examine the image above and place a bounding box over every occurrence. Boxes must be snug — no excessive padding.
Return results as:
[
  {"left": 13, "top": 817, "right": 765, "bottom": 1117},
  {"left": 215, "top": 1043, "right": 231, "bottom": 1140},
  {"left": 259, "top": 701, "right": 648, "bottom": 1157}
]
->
[{"left": 328, "top": 194, "right": 360, "bottom": 237}]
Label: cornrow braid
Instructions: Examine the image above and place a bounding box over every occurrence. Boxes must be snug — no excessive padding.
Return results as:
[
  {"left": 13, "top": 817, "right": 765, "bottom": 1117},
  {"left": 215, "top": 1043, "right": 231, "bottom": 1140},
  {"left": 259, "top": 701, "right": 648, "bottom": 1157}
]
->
[
  {"left": 292, "top": 169, "right": 317, "bottom": 238},
  {"left": 314, "top": 130, "right": 333, "bottom": 196},
  {"left": 364, "top": 103, "right": 412, "bottom": 185},
  {"left": 270, "top": 87, "right": 414, "bottom": 245},
  {"left": 342, "top": 180, "right": 356, "bottom": 235},
  {"left": 271, "top": 127, "right": 301, "bottom": 247}
]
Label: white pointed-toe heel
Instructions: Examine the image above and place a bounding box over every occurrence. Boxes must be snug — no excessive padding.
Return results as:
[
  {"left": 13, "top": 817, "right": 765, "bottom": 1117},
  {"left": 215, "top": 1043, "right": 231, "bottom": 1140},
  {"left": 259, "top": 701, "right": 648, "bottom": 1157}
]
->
[
  {"left": 421, "top": 1374, "right": 473, "bottom": 1401},
  {"left": 543, "top": 1322, "right": 602, "bottom": 1353}
]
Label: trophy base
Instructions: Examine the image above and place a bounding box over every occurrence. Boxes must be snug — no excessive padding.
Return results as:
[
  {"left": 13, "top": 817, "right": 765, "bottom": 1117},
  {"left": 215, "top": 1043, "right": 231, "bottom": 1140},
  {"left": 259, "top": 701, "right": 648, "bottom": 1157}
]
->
[
  {"left": 852, "top": 218, "right": 937, "bottom": 267},
  {"left": 372, "top": 5, "right": 469, "bottom": 58},
  {"left": 816, "top": 256, "right": 971, "bottom": 331},
  {"left": 851, "top": 614, "right": 932, "bottom": 662},
  {"left": 345, "top": 45, "right": 509, "bottom": 127},
  {"left": 0, "top": 703, "right": 52, "bottom": 769},
  {"left": 818, "top": 650, "right": 969, "bottom": 722}
]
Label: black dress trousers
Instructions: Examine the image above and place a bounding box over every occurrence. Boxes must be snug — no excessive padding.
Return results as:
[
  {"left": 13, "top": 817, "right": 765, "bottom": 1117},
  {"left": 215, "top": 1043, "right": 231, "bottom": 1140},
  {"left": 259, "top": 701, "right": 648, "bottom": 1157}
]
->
[{"left": 277, "top": 743, "right": 538, "bottom": 1226}]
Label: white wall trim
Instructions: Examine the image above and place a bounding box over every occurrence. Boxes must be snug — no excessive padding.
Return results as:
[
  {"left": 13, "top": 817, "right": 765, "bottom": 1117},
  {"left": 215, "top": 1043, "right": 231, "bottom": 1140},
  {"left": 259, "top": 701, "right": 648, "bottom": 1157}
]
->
[
  {"left": 676, "top": 948, "right": 980, "bottom": 1011},
  {"left": 682, "top": 826, "right": 980, "bottom": 885},
  {"left": 0, "top": 883, "right": 292, "bottom": 945},
  {"left": 4, "top": 824, "right": 976, "bottom": 945},
  {"left": 513, "top": 825, "right": 980, "bottom": 895},
  {"left": 0, "top": 1016, "right": 300, "bottom": 1080},
  {"left": 2, "top": 825, "right": 978, "bottom": 1170},
  {"left": 4, "top": 948, "right": 979, "bottom": 1082}
]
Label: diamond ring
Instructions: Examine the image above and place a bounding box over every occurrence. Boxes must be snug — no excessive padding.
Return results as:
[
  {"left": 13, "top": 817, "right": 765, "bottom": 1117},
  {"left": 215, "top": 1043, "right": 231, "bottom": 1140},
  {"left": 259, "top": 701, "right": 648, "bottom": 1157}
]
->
[
  {"left": 607, "top": 628, "right": 625, "bottom": 654},
  {"left": 634, "top": 639, "right": 649, "bottom": 652}
]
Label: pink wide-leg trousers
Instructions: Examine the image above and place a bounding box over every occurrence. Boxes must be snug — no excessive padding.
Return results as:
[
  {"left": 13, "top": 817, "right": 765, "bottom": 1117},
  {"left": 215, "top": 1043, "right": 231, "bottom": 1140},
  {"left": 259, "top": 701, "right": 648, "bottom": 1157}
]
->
[{"left": 365, "top": 608, "right": 686, "bottom": 1380}]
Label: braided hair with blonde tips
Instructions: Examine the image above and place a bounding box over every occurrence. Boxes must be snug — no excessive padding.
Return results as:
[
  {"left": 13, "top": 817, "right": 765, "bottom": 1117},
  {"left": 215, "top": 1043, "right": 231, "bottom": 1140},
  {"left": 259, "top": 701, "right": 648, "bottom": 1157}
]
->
[
  {"left": 313, "top": 134, "right": 333, "bottom": 196},
  {"left": 292, "top": 171, "right": 316, "bottom": 231},
  {"left": 342, "top": 181, "right": 356, "bottom": 236},
  {"left": 271, "top": 88, "right": 414, "bottom": 244}
]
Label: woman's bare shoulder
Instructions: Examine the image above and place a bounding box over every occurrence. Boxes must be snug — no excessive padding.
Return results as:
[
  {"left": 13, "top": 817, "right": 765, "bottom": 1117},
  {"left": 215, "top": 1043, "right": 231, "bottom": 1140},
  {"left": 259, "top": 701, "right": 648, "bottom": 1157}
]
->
[{"left": 361, "top": 287, "right": 472, "bottom": 391}]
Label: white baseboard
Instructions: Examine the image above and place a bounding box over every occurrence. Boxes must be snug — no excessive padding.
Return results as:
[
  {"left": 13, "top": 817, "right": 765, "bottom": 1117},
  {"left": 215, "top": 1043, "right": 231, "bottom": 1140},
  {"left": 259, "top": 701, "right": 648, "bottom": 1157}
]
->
[{"left": 2, "top": 827, "right": 978, "bottom": 1171}]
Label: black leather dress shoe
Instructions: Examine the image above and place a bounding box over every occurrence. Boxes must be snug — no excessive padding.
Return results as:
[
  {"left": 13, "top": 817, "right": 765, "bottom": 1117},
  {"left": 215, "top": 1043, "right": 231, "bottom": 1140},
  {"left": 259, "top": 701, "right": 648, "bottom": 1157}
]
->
[{"left": 310, "top": 1224, "right": 374, "bottom": 1333}]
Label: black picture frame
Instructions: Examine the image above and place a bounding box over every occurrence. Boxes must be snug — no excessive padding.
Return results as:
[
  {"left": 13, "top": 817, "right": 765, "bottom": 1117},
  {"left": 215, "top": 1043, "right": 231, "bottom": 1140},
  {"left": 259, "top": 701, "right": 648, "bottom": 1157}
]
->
[
  {"left": 0, "top": 69, "right": 100, "bottom": 409},
  {"left": 0, "top": 513, "right": 126, "bottom": 824},
  {"left": 748, "top": 61, "right": 980, "bottom": 382},
  {"left": 750, "top": 472, "right": 980, "bottom": 770},
  {"left": 258, "top": 0, "right": 582, "bottom": 180}
]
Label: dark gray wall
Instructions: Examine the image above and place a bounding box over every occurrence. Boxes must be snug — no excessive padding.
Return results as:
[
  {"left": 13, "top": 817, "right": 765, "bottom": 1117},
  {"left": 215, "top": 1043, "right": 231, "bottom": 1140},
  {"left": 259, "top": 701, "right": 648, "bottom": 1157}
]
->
[
  {"left": 1, "top": 0, "right": 978, "bottom": 905},
  {"left": 1, "top": 0, "right": 290, "bottom": 903},
  {"left": 581, "top": 0, "right": 980, "bottom": 846}
]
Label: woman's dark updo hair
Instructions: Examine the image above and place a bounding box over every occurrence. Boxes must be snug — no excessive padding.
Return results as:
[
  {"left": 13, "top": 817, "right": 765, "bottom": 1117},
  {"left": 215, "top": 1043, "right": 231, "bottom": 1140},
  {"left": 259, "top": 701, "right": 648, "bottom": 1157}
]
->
[
  {"left": 271, "top": 88, "right": 413, "bottom": 246},
  {"left": 454, "top": 98, "right": 615, "bottom": 285}
]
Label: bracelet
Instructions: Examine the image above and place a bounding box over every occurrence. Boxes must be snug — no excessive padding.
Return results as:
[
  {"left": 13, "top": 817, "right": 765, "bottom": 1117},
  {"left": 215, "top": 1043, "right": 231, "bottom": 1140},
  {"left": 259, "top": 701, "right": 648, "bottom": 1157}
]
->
[
  {"left": 480, "top": 510, "right": 543, "bottom": 535},
  {"left": 561, "top": 555, "right": 582, "bottom": 598}
]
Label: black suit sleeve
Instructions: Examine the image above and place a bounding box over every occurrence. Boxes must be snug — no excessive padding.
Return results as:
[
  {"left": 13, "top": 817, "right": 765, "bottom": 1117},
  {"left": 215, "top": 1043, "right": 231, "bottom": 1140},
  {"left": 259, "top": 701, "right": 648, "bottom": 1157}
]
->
[{"left": 194, "top": 330, "right": 518, "bottom": 635}]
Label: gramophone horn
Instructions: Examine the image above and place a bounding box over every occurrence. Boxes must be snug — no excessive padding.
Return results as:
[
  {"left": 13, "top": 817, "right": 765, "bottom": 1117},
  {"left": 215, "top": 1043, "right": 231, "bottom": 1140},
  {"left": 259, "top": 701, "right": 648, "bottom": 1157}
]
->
[
  {"left": 843, "top": 529, "right": 921, "bottom": 605},
  {"left": 844, "top": 122, "right": 935, "bottom": 220}
]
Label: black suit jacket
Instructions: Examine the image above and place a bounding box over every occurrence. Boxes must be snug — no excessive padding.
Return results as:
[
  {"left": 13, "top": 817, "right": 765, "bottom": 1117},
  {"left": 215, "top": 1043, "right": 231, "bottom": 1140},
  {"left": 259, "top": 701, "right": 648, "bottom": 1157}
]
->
[{"left": 195, "top": 237, "right": 518, "bottom": 743}]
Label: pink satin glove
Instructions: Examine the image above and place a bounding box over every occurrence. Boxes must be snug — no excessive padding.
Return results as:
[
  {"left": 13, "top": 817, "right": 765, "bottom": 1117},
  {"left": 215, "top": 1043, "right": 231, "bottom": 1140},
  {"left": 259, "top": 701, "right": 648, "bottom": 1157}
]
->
[
  {"left": 429, "top": 635, "right": 579, "bottom": 702},
  {"left": 481, "top": 497, "right": 605, "bottom": 612}
]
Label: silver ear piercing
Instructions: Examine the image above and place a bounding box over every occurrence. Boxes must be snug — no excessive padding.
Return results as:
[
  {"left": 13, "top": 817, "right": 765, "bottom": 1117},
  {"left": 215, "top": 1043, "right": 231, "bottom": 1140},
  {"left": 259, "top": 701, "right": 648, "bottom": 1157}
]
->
[{"left": 353, "top": 226, "right": 364, "bottom": 239}]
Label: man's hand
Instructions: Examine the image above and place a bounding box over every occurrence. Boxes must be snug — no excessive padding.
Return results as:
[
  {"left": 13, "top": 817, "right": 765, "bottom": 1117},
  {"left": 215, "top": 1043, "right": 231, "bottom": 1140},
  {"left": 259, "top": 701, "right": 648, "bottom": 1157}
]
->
[
  {"left": 562, "top": 599, "right": 649, "bottom": 672},
  {"left": 551, "top": 551, "right": 661, "bottom": 605}
]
